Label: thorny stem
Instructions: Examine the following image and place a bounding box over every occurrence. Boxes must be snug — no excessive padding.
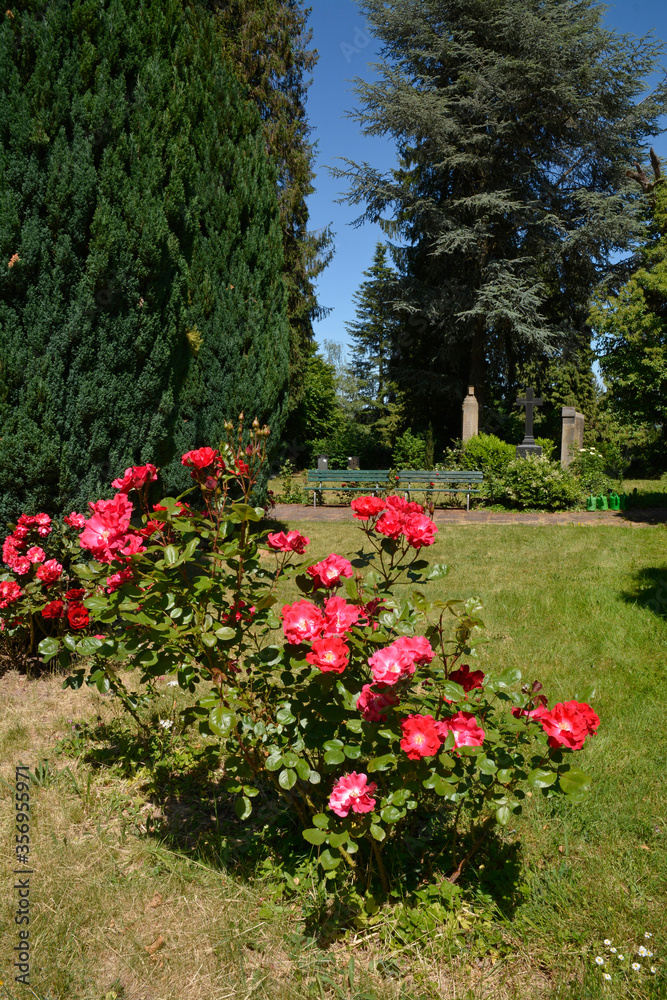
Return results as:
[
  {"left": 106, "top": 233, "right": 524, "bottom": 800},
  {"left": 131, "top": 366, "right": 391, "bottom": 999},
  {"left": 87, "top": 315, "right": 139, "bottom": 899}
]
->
[
  {"left": 447, "top": 815, "right": 495, "bottom": 884},
  {"left": 369, "top": 838, "right": 390, "bottom": 893}
]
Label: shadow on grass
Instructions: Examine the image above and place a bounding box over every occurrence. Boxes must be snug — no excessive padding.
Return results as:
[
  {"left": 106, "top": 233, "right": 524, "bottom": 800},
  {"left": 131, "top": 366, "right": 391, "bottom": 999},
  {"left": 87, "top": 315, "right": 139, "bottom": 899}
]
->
[{"left": 620, "top": 565, "right": 667, "bottom": 619}]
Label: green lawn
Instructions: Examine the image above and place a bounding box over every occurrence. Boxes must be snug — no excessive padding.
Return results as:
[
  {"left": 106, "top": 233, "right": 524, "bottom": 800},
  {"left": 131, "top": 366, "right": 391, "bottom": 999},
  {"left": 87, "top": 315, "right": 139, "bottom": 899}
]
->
[{"left": 1, "top": 520, "right": 665, "bottom": 999}]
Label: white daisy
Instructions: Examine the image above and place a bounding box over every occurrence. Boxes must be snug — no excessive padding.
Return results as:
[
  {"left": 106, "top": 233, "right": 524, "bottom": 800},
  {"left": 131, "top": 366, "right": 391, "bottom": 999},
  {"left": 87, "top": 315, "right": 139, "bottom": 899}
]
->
[
  {"left": 617, "top": 955, "right": 625, "bottom": 961},
  {"left": 166, "top": 680, "right": 179, "bottom": 687},
  {"left": 645, "top": 932, "right": 653, "bottom": 939},
  {"left": 595, "top": 957, "right": 605, "bottom": 966},
  {"left": 603, "top": 939, "right": 612, "bottom": 946},
  {"left": 650, "top": 967, "right": 657, "bottom": 974},
  {"left": 158, "top": 718, "right": 173, "bottom": 730},
  {"left": 632, "top": 963, "right": 641, "bottom": 971},
  {"left": 638, "top": 946, "right": 649, "bottom": 957},
  {"left": 603, "top": 973, "right": 611, "bottom": 981},
  {"left": 609, "top": 947, "right": 617, "bottom": 954}
]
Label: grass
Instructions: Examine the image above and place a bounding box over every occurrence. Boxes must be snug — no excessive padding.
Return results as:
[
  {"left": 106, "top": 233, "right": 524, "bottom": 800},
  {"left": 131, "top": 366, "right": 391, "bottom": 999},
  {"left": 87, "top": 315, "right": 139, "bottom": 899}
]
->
[{"left": 1, "top": 519, "right": 666, "bottom": 999}]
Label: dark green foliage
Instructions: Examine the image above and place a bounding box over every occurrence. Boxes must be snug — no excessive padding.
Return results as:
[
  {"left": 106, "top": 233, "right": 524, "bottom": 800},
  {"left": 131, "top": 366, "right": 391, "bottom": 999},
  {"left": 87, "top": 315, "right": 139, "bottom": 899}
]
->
[
  {"left": 0, "top": 0, "right": 288, "bottom": 522},
  {"left": 214, "top": 0, "right": 333, "bottom": 418},
  {"left": 391, "top": 427, "right": 427, "bottom": 470},
  {"left": 334, "top": 0, "right": 667, "bottom": 443}
]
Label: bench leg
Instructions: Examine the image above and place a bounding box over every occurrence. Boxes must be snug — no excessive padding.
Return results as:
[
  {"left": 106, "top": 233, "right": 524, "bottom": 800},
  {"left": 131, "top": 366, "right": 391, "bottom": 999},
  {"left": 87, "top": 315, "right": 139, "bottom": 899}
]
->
[
  {"left": 313, "top": 491, "right": 316, "bottom": 509},
  {"left": 467, "top": 492, "right": 470, "bottom": 512}
]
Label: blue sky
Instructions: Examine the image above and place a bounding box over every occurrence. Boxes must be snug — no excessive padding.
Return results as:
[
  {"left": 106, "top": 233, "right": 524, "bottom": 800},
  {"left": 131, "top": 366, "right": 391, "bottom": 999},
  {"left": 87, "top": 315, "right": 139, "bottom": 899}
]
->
[{"left": 304, "top": 0, "right": 667, "bottom": 355}]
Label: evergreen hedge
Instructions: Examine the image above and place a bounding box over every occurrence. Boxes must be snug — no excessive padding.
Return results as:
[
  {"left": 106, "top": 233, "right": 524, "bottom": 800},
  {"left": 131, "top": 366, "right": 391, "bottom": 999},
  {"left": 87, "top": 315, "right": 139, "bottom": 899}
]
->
[{"left": 0, "top": 0, "right": 289, "bottom": 523}]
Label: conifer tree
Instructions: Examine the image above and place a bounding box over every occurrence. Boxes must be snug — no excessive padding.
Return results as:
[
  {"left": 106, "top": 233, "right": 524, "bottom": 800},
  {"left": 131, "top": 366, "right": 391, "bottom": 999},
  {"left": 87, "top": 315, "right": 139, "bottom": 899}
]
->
[
  {"left": 0, "top": 0, "right": 289, "bottom": 522},
  {"left": 213, "top": 0, "right": 333, "bottom": 415},
  {"left": 346, "top": 243, "right": 400, "bottom": 428},
  {"left": 334, "top": 0, "right": 667, "bottom": 441},
  {"left": 592, "top": 154, "right": 667, "bottom": 440}
]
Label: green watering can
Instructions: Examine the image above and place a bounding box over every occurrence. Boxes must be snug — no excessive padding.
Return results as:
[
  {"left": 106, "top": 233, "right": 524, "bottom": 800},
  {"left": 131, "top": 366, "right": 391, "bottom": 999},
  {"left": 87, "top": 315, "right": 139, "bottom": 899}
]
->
[
  {"left": 619, "top": 493, "right": 627, "bottom": 510},
  {"left": 586, "top": 495, "right": 597, "bottom": 511},
  {"left": 596, "top": 494, "right": 608, "bottom": 511},
  {"left": 608, "top": 492, "right": 620, "bottom": 511}
]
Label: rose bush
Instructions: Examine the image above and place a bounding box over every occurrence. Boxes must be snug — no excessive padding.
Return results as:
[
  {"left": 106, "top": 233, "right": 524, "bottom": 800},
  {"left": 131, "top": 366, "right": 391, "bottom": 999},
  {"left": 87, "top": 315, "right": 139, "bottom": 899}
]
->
[{"left": 0, "top": 427, "right": 599, "bottom": 898}]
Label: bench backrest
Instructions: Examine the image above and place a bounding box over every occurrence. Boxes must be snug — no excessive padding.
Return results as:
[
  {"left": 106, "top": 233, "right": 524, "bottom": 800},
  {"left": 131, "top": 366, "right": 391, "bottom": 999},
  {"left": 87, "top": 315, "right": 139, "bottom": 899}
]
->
[
  {"left": 396, "top": 470, "right": 484, "bottom": 482},
  {"left": 306, "top": 470, "right": 389, "bottom": 483}
]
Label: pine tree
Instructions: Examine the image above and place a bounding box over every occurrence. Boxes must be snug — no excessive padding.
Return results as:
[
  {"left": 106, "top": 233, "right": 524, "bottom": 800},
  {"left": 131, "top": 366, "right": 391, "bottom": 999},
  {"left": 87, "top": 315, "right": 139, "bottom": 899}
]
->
[
  {"left": 592, "top": 153, "right": 667, "bottom": 440},
  {"left": 213, "top": 0, "right": 333, "bottom": 416},
  {"left": 333, "top": 0, "right": 667, "bottom": 441},
  {"left": 0, "top": 0, "right": 289, "bottom": 522},
  {"left": 346, "top": 242, "right": 400, "bottom": 430}
]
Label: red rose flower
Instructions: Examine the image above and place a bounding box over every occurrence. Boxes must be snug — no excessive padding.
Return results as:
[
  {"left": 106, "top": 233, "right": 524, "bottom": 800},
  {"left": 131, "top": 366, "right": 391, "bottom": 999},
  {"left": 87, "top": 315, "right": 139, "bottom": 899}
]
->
[
  {"left": 368, "top": 643, "right": 416, "bottom": 685},
  {"left": 356, "top": 683, "right": 400, "bottom": 722},
  {"left": 111, "top": 463, "right": 158, "bottom": 493},
  {"left": 106, "top": 568, "right": 134, "bottom": 593},
  {"left": 306, "top": 636, "right": 350, "bottom": 673},
  {"left": 322, "top": 595, "right": 362, "bottom": 637},
  {"left": 181, "top": 447, "right": 220, "bottom": 472},
  {"left": 402, "top": 512, "right": 437, "bottom": 549},
  {"left": 36, "top": 559, "right": 63, "bottom": 586},
  {"left": 42, "top": 600, "right": 65, "bottom": 619},
  {"left": 80, "top": 494, "right": 133, "bottom": 562},
  {"left": 449, "top": 664, "right": 485, "bottom": 692},
  {"left": 375, "top": 509, "right": 405, "bottom": 540},
  {"left": 539, "top": 701, "right": 598, "bottom": 749},
  {"left": 0, "top": 580, "right": 22, "bottom": 608},
  {"left": 64, "top": 511, "right": 86, "bottom": 529},
  {"left": 26, "top": 546, "right": 45, "bottom": 564},
  {"left": 267, "top": 530, "right": 310, "bottom": 554},
  {"left": 67, "top": 604, "right": 89, "bottom": 630},
  {"left": 64, "top": 589, "right": 86, "bottom": 601},
  {"left": 385, "top": 495, "right": 424, "bottom": 514},
  {"left": 436, "top": 711, "right": 485, "bottom": 748},
  {"left": 350, "top": 496, "right": 386, "bottom": 520},
  {"left": 328, "top": 772, "right": 377, "bottom": 817},
  {"left": 281, "top": 599, "right": 325, "bottom": 643},
  {"left": 400, "top": 714, "right": 442, "bottom": 759},
  {"left": 392, "top": 634, "right": 435, "bottom": 666},
  {"left": 306, "top": 553, "right": 353, "bottom": 590}
]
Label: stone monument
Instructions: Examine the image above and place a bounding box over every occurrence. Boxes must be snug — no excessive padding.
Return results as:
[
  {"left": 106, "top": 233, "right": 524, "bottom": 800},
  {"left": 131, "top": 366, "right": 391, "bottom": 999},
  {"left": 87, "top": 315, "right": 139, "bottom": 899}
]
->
[
  {"left": 462, "top": 386, "right": 479, "bottom": 442},
  {"left": 317, "top": 454, "right": 328, "bottom": 471},
  {"left": 515, "top": 387, "right": 543, "bottom": 458},
  {"left": 347, "top": 456, "right": 360, "bottom": 470},
  {"left": 560, "top": 407, "right": 585, "bottom": 467}
]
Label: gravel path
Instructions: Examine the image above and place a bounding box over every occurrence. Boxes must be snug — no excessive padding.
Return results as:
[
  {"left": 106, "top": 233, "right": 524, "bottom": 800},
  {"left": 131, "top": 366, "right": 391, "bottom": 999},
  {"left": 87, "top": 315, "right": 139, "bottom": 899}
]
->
[{"left": 270, "top": 504, "right": 667, "bottom": 527}]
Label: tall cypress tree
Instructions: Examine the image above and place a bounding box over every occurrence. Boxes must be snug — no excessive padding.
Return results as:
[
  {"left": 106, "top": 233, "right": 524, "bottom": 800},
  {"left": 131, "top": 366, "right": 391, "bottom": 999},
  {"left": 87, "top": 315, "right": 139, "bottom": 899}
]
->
[
  {"left": 334, "top": 0, "right": 667, "bottom": 440},
  {"left": 0, "top": 0, "right": 289, "bottom": 522},
  {"left": 213, "top": 0, "right": 333, "bottom": 416}
]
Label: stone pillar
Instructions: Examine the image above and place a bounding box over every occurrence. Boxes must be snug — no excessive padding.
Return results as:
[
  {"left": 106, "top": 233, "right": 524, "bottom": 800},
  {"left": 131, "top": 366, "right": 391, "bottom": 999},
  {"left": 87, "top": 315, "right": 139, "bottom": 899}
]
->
[
  {"left": 560, "top": 407, "right": 585, "bottom": 467},
  {"left": 347, "top": 456, "right": 360, "bottom": 470},
  {"left": 317, "top": 454, "right": 328, "bottom": 470},
  {"left": 462, "top": 386, "right": 479, "bottom": 442}
]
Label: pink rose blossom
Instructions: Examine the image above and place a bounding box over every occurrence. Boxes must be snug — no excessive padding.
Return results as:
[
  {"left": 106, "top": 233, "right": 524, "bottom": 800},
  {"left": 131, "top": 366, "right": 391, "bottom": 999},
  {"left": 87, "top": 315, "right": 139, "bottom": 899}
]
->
[
  {"left": 322, "top": 595, "right": 362, "bottom": 636},
  {"left": 350, "top": 496, "right": 386, "bottom": 520},
  {"left": 36, "top": 559, "right": 63, "bottom": 586},
  {"left": 281, "top": 599, "right": 325, "bottom": 643},
  {"left": 356, "top": 683, "right": 400, "bottom": 722},
  {"left": 111, "top": 463, "right": 158, "bottom": 493},
  {"left": 0, "top": 580, "right": 22, "bottom": 608},
  {"left": 106, "top": 568, "right": 135, "bottom": 593},
  {"left": 306, "top": 553, "right": 353, "bottom": 590},
  {"left": 64, "top": 512, "right": 86, "bottom": 528},
  {"left": 267, "top": 530, "right": 309, "bottom": 554},
  {"left": 402, "top": 513, "right": 437, "bottom": 549},
  {"left": 368, "top": 642, "right": 416, "bottom": 686},
  {"left": 26, "top": 546, "right": 45, "bottom": 564},
  {"left": 392, "top": 634, "right": 435, "bottom": 666},
  {"left": 375, "top": 509, "right": 406, "bottom": 540},
  {"left": 80, "top": 494, "right": 133, "bottom": 562},
  {"left": 328, "top": 772, "right": 377, "bottom": 817},
  {"left": 385, "top": 495, "right": 424, "bottom": 514},
  {"left": 436, "top": 711, "right": 485, "bottom": 748}
]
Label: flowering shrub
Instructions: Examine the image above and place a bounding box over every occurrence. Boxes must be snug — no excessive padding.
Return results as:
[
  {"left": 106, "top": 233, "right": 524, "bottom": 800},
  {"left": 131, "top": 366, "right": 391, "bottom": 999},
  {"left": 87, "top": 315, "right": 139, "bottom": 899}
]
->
[
  {"left": 484, "top": 454, "right": 582, "bottom": 510},
  {"left": 568, "top": 446, "right": 617, "bottom": 496},
  {"left": 0, "top": 431, "right": 599, "bottom": 896}
]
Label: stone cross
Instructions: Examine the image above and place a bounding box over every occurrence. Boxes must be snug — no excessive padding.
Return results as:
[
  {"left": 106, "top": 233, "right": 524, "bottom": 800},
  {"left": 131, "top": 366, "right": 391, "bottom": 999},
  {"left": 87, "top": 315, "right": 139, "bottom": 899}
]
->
[{"left": 515, "top": 387, "right": 543, "bottom": 458}]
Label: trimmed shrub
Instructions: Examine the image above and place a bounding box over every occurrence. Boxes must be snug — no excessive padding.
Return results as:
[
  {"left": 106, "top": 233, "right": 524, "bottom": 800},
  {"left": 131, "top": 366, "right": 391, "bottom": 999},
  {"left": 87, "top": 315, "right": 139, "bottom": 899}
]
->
[{"left": 485, "top": 455, "right": 582, "bottom": 510}]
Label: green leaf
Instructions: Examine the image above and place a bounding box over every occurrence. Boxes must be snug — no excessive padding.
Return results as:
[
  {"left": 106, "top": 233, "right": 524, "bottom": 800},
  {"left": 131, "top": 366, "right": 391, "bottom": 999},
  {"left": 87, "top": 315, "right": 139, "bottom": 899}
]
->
[
  {"left": 209, "top": 705, "right": 235, "bottom": 737},
  {"left": 163, "top": 545, "right": 180, "bottom": 565},
  {"left": 38, "top": 637, "right": 60, "bottom": 661},
  {"left": 312, "top": 813, "right": 329, "bottom": 829},
  {"left": 214, "top": 626, "right": 236, "bottom": 641},
  {"left": 328, "top": 831, "right": 348, "bottom": 849},
  {"left": 265, "top": 754, "right": 283, "bottom": 772},
  {"left": 302, "top": 828, "right": 327, "bottom": 845},
  {"left": 496, "top": 805, "right": 512, "bottom": 826},
  {"left": 559, "top": 767, "right": 591, "bottom": 796},
  {"left": 319, "top": 849, "right": 341, "bottom": 871},
  {"left": 201, "top": 633, "right": 217, "bottom": 648},
  {"left": 295, "top": 758, "right": 311, "bottom": 781},
  {"left": 235, "top": 796, "right": 252, "bottom": 820},
  {"left": 370, "top": 823, "right": 385, "bottom": 842},
  {"left": 344, "top": 576, "right": 358, "bottom": 601},
  {"left": 230, "top": 502, "right": 262, "bottom": 522},
  {"left": 323, "top": 749, "right": 345, "bottom": 765},
  {"left": 282, "top": 750, "right": 299, "bottom": 767},
  {"left": 367, "top": 754, "right": 396, "bottom": 772},
  {"left": 308, "top": 770, "right": 321, "bottom": 784},
  {"left": 426, "top": 563, "right": 449, "bottom": 580},
  {"left": 380, "top": 805, "right": 404, "bottom": 824},
  {"left": 63, "top": 634, "right": 77, "bottom": 652},
  {"left": 278, "top": 768, "right": 297, "bottom": 790},
  {"left": 527, "top": 767, "right": 556, "bottom": 789},
  {"left": 75, "top": 637, "right": 103, "bottom": 656},
  {"left": 478, "top": 757, "right": 498, "bottom": 775},
  {"left": 276, "top": 706, "right": 295, "bottom": 725}
]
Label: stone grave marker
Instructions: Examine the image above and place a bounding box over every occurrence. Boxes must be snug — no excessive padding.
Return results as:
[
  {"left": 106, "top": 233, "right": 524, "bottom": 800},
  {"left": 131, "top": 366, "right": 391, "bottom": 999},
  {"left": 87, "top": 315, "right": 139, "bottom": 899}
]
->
[
  {"left": 317, "top": 454, "right": 328, "bottom": 470},
  {"left": 515, "top": 387, "right": 543, "bottom": 458},
  {"left": 560, "top": 407, "right": 585, "bottom": 467},
  {"left": 462, "top": 385, "right": 479, "bottom": 441}
]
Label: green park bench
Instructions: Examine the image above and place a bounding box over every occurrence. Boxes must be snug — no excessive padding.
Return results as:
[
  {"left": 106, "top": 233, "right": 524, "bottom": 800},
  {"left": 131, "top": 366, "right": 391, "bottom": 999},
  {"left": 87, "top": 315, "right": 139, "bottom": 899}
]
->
[
  {"left": 396, "top": 470, "right": 484, "bottom": 511},
  {"left": 306, "top": 470, "right": 390, "bottom": 508}
]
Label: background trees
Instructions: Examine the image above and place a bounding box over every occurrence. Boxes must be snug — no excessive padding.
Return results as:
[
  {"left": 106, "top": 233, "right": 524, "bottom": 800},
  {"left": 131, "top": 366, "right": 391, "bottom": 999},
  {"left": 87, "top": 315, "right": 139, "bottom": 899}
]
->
[
  {"left": 0, "top": 0, "right": 306, "bottom": 521},
  {"left": 334, "top": 0, "right": 667, "bottom": 448}
]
